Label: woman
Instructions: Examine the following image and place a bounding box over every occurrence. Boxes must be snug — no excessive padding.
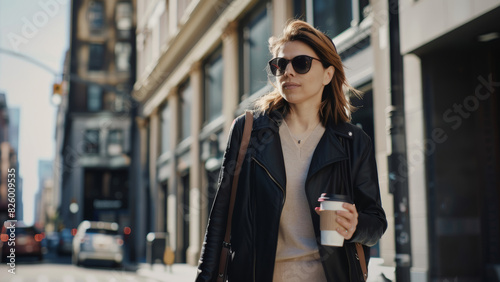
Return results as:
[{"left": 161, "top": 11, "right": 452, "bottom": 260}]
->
[{"left": 196, "top": 20, "right": 387, "bottom": 282}]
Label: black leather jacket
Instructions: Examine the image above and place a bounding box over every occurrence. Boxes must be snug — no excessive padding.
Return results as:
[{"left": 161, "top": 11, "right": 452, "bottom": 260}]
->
[{"left": 196, "top": 111, "right": 387, "bottom": 282}]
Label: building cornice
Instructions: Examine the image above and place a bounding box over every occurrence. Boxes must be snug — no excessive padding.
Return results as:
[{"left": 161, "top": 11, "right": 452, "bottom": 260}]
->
[{"left": 134, "top": 0, "right": 258, "bottom": 117}]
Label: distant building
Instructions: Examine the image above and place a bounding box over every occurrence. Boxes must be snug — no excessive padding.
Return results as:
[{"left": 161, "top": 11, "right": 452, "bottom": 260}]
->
[
  {"left": 8, "top": 108, "right": 19, "bottom": 154},
  {"left": 0, "top": 93, "right": 21, "bottom": 225},
  {"left": 57, "top": 0, "right": 140, "bottom": 261},
  {"left": 53, "top": 51, "right": 70, "bottom": 231},
  {"left": 34, "top": 160, "right": 53, "bottom": 230}
]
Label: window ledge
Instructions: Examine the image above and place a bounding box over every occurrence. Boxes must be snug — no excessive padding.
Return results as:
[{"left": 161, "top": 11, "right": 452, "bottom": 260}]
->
[
  {"left": 200, "top": 116, "right": 225, "bottom": 140},
  {"left": 175, "top": 136, "right": 193, "bottom": 155},
  {"left": 157, "top": 151, "right": 173, "bottom": 166},
  {"left": 334, "top": 15, "right": 373, "bottom": 55},
  {"left": 238, "top": 84, "right": 273, "bottom": 114}
]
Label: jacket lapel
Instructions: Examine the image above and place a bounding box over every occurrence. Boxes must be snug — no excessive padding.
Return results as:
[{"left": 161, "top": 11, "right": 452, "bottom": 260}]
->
[
  {"left": 250, "top": 112, "right": 355, "bottom": 192},
  {"left": 306, "top": 120, "right": 353, "bottom": 182},
  {"left": 251, "top": 112, "right": 287, "bottom": 190}
]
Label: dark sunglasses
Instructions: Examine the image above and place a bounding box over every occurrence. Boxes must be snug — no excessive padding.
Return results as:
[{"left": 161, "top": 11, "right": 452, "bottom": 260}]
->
[{"left": 268, "top": 55, "right": 323, "bottom": 76}]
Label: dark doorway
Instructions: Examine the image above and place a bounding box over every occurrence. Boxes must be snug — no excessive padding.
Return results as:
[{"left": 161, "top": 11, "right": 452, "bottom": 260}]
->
[
  {"left": 421, "top": 29, "right": 500, "bottom": 281},
  {"left": 83, "top": 168, "right": 129, "bottom": 225},
  {"left": 178, "top": 171, "right": 190, "bottom": 263},
  {"left": 160, "top": 181, "right": 168, "bottom": 233}
]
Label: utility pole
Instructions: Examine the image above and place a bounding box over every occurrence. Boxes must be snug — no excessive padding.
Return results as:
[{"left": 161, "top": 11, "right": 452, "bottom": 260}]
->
[{"left": 387, "top": 0, "right": 412, "bottom": 281}]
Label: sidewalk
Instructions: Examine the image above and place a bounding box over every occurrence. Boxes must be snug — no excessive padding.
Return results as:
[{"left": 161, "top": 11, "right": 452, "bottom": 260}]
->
[
  {"left": 135, "top": 259, "right": 395, "bottom": 282},
  {"left": 136, "top": 263, "right": 198, "bottom": 282},
  {"left": 367, "top": 258, "right": 395, "bottom": 282}
]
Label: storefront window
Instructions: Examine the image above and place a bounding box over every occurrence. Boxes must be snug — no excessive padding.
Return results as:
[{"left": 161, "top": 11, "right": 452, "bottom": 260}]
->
[
  {"left": 239, "top": 2, "right": 271, "bottom": 100},
  {"left": 161, "top": 103, "right": 171, "bottom": 153},
  {"left": 179, "top": 80, "right": 192, "bottom": 141},
  {"left": 204, "top": 48, "right": 223, "bottom": 123}
]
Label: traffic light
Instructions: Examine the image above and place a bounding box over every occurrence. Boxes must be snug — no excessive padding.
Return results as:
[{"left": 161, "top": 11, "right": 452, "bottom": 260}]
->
[{"left": 53, "top": 83, "right": 62, "bottom": 95}]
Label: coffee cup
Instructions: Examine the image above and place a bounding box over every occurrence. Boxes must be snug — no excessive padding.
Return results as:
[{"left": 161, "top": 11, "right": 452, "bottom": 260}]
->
[{"left": 318, "top": 193, "right": 351, "bottom": 247}]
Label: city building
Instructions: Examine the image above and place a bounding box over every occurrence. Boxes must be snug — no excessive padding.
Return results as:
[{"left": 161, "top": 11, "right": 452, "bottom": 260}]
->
[
  {"left": 57, "top": 0, "right": 139, "bottom": 260},
  {"left": 34, "top": 160, "right": 54, "bottom": 231},
  {"left": 0, "top": 93, "right": 21, "bottom": 225},
  {"left": 8, "top": 108, "right": 19, "bottom": 155},
  {"left": 393, "top": 0, "right": 500, "bottom": 280}
]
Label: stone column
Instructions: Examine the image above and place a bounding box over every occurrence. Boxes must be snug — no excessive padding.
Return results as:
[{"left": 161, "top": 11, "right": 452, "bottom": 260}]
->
[
  {"left": 149, "top": 108, "right": 160, "bottom": 232},
  {"left": 222, "top": 21, "right": 239, "bottom": 138},
  {"left": 187, "top": 62, "right": 203, "bottom": 265},
  {"left": 168, "top": 88, "right": 179, "bottom": 258},
  {"left": 369, "top": 0, "right": 396, "bottom": 268},
  {"left": 272, "top": 0, "right": 293, "bottom": 36},
  {"left": 135, "top": 116, "right": 148, "bottom": 262},
  {"left": 403, "top": 54, "right": 429, "bottom": 281}
]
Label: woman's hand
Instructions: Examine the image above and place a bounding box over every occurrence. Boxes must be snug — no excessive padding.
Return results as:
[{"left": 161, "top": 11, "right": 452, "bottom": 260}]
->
[
  {"left": 314, "top": 203, "right": 359, "bottom": 240},
  {"left": 335, "top": 203, "right": 358, "bottom": 240}
]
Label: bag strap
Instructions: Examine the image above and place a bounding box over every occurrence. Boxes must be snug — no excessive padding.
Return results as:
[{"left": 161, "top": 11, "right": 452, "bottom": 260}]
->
[
  {"left": 217, "top": 110, "right": 253, "bottom": 281},
  {"left": 356, "top": 242, "right": 368, "bottom": 281}
]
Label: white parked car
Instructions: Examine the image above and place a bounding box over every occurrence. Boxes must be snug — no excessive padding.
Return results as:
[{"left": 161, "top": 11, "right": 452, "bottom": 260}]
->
[{"left": 72, "top": 221, "right": 124, "bottom": 267}]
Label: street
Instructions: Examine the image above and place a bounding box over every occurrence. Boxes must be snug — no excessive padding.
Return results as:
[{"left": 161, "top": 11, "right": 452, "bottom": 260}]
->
[
  {"left": 0, "top": 248, "right": 183, "bottom": 282},
  {"left": 0, "top": 248, "right": 392, "bottom": 282},
  {"left": 0, "top": 264, "right": 152, "bottom": 282},
  {"left": 0, "top": 258, "right": 153, "bottom": 282}
]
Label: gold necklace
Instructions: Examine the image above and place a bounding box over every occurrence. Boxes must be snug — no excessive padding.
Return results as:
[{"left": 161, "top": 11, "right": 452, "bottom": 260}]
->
[{"left": 288, "top": 121, "right": 321, "bottom": 145}]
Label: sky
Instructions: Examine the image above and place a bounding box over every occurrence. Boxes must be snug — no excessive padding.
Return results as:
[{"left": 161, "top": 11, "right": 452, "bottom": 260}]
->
[{"left": 0, "top": 0, "right": 70, "bottom": 225}]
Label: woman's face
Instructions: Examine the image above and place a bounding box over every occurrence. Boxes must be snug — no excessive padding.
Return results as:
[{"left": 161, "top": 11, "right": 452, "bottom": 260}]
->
[{"left": 275, "top": 40, "right": 334, "bottom": 109}]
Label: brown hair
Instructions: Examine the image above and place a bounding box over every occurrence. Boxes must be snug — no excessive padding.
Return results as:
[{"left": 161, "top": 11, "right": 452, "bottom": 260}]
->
[{"left": 254, "top": 19, "right": 359, "bottom": 125}]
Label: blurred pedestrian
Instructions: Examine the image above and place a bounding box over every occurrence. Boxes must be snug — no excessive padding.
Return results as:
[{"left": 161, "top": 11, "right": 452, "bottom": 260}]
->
[{"left": 196, "top": 19, "right": 387, "bottom": 282}]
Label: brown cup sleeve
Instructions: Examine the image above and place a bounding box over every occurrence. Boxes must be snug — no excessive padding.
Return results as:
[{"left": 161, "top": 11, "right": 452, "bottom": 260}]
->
[{"left": 320, "top": 210, "right": 341, "bottom": 231}]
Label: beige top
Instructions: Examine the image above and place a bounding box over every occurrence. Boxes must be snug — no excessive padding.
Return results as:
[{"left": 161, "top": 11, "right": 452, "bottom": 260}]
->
[{"left": 273, "top": 120, "right": 327, "bottom": 282}]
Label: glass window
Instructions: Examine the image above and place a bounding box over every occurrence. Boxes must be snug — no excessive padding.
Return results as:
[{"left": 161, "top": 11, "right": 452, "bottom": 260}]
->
[
  {"left": 114, "top": 93, "right": 124, "bottom": 112},
  {"left": 294, "top": 0, "right": 370, "bottom": 38},
  {"left": 115, "top": 42, "right": 131, "bottom": 72},
  {"left": 103, "top": 92, "right": 115, "bottom": 111},
  {"left": 88, "top": 1, "right": 105, "bottom": 31},
  {"left": 87, "top": 84, "right": 102, "bottom": 111},
  {"left": 88, "top": 43, "right": 105, "bottom": 71},
  {"left": 359, "top": 0, "right": 370, "bottom": 22},
  {"left": 351, "top": 87, "right": 375, "bottom": 148},
  {"left": 314, "top": 0, "right": 352, "bottom": 38},
  {"left": 204, "top": 49, "right": 223, "bottom": 123},
  {"left": 84, "top": 129, "right": 100, "bottom": 154},
  {"left": 115, "top": 1, "right": 132, "bottom": 38},
  {"left": 107, "top": 129, "right": 123, "bottom": 156},
  {"left": 159, "top": 6, "right": 168, "bottom": 46},
  {"left": 240, "top": 3, "right": 271, "bottom": 99},
  {"left": 86, "top": 228, "right": 118, "bottom": 235},
  {"left": 161, "top": 103, "right": 171, "bottom": 153},
  {"left": 144, "top": 34, "right": 152, "bottom": 67},
  {"left": 179, "top": 80, "right": 192, "bottom": 141},
  {"left": 177, "top": 0, "right": 192, "bottom": 23}
]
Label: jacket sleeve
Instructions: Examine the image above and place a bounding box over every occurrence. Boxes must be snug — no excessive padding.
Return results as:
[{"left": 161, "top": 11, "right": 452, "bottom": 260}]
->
[
  {"left": 348, "top": 132, "right": 387, "bottom": 247},
  {"left": 195, "top": 115, "right": 245, "bottom": 282}
]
